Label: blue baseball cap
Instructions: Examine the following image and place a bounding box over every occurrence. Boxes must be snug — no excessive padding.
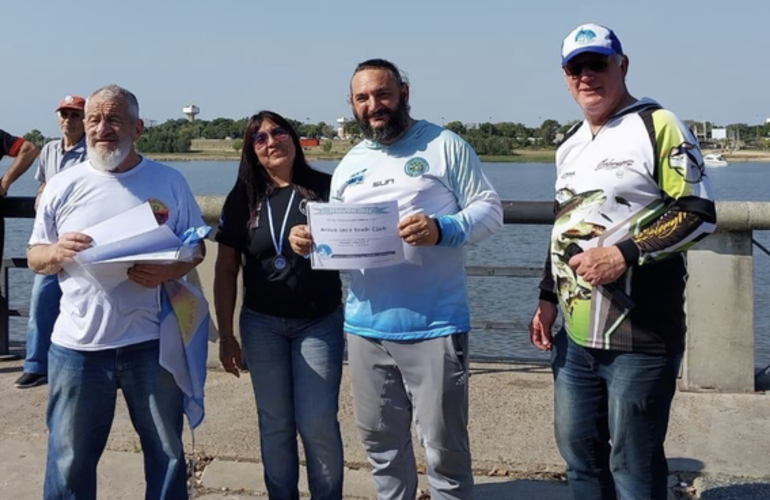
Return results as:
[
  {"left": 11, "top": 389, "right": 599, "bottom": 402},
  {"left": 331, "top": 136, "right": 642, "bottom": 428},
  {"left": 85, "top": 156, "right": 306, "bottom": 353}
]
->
[{"left": 561, "top": 23, "right": 623, "bottom": 65}]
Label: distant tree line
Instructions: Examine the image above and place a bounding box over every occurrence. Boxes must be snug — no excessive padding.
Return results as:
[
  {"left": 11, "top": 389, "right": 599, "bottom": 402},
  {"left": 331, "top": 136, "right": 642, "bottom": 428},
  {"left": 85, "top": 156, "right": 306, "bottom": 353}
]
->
[
  {"left": 22, "top": 117, "right": 770, "bottom": 155},
  {"left": 134, "top": 117, "right": 340, "bottom": 153},
  {"left": 443, "top": 119, "right": 576, "bottom": 155}
]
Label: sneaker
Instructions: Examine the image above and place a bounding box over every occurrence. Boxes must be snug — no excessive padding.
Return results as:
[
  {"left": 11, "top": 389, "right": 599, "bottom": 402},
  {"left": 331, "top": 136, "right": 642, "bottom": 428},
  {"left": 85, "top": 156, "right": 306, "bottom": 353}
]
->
[{"left": 14, "top": 373, "right": 48, "bottom": 389}]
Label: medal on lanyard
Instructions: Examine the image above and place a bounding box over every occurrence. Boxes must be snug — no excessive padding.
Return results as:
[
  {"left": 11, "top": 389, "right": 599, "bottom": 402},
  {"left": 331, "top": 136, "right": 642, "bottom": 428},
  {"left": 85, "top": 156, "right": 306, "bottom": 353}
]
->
[{"left": 266, "top": 190, "right": 296, "bottom": 272}]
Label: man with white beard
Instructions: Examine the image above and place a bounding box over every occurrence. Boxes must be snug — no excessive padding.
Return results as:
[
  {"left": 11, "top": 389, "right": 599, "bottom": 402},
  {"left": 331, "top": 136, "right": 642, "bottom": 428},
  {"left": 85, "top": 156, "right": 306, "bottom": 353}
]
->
[{"left": 28, "top": 85, "right": 205, "bottom": 500}]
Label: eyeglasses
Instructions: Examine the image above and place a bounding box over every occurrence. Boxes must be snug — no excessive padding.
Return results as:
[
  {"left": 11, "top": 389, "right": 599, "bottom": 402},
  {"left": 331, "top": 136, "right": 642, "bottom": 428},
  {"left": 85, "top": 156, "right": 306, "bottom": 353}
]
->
[
  {"left": 253, "top": 127, "right": 291, "bottom": 148},
  {"left": 59, "top": 110, "right": 83, "bottom": 119},
  {"left": 563, "top": 57, "right": 611, "bottom": 77}
]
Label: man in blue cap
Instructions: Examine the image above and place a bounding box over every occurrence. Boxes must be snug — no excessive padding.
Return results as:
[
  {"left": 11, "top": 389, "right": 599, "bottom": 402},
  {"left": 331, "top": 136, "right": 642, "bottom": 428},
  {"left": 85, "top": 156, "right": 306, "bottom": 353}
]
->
[{"left": 530, "top": 23, "right": 717, "bottom": 500}]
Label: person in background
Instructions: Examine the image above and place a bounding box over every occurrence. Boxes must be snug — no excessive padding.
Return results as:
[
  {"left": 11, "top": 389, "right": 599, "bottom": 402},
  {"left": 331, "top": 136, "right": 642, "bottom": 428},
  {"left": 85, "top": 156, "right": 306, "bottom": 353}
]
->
[
  {"left": 15, "top": 95, "right": 88, "bottom": 389},
  {"left": 215, "top": 110, "right": 344, "bottom": 500},
  {"left": 0, "top": 127, "right": 39, "bottom": 282}
]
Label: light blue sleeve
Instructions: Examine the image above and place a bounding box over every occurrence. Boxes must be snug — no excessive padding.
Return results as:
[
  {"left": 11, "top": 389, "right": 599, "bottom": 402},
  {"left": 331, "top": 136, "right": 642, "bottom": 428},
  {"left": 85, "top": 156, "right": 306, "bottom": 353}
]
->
[{"left": 434, "top": 136, "right": 503, "bottom": 247}]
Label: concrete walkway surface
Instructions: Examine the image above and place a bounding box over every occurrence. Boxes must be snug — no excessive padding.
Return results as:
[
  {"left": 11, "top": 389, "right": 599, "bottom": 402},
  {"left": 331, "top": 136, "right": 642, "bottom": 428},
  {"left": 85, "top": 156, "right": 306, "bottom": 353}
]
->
[{"left": 1, "top": 357, "right": 768, "bottom": 499}]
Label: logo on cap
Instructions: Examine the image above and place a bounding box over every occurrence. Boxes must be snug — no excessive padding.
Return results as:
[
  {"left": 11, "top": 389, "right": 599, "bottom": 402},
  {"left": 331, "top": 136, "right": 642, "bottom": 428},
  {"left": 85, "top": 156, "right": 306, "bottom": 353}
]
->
[
  {"left": 64, "top": 95, "right": 74, "bottom": 103},
  {"left": 575, "top": 29, "right": 597, "bottom": 44}
]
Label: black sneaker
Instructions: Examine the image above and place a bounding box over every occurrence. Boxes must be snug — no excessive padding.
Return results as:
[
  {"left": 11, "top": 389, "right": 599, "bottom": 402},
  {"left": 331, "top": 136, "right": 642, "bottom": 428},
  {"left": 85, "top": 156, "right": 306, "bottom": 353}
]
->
[{"left": 14, "top": 373, "right": 47, "bottom": 389}]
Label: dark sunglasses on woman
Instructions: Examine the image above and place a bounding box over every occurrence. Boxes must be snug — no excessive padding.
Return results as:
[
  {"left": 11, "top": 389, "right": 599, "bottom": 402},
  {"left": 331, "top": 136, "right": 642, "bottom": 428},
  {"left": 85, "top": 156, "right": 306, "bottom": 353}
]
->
[{"left": 253, "top": 127, "right": 290, "bottom": 148}]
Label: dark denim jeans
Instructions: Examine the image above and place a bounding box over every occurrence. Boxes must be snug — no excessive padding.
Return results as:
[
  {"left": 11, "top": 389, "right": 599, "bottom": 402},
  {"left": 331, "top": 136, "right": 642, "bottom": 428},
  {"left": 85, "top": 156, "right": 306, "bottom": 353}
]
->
[
  {"left": 23, "top": 273, "right": 61, "bottom": 375},
  {"left": 240, "top": 307, "right": 345, "bottom": 500},
  {"left": 552, "top": 331, "right": 682, "bottom": 500},
  {"left": 44, "top": 340, "right": 187, "bottom": 500}
]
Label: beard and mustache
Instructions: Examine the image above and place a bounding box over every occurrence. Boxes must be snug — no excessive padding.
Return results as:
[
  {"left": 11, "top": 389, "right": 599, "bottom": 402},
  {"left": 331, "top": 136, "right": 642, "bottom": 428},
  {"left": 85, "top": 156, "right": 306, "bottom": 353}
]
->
[
  {"left": 354, "top": 95, "right": 411, "bottom": 144},
  {"left": 88, "top": 135, "right": 134, "bottom": 172}
]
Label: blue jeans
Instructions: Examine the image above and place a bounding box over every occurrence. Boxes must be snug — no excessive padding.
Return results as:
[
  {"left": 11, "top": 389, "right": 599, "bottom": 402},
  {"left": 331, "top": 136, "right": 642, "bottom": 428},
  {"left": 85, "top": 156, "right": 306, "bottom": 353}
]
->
[
  {"left": 23, "top": 273, "right": 62, "bottom": 374},
  {"left": 240, "top": 307, "right": 345, "bottom": 500},
  {"left": 552, "top": 331, "right": 682, "bottom": 500},
  {"left": 44, "top": 340, "right": 187, "bottom": 500}
]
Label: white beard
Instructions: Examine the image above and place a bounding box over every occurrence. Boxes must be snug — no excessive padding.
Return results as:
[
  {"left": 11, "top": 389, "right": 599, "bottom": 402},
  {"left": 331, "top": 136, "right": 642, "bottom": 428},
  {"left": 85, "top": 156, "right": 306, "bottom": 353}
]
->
[{"left": 89, "top": 138, "right": 132, "bottom": 172}]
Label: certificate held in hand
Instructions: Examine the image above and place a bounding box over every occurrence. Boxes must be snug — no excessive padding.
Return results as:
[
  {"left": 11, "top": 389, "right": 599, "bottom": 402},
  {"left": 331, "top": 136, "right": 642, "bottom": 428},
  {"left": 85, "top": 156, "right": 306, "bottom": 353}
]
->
[{"left": 307, "top": 201, "right": 404, "bottom": 270}]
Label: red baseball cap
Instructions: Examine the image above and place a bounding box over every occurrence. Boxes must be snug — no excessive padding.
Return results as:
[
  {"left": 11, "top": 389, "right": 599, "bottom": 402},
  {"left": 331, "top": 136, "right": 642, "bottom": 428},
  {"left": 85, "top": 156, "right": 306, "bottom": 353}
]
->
[{"left": 56, "top": 95, "right": 86, "bottom": 112}]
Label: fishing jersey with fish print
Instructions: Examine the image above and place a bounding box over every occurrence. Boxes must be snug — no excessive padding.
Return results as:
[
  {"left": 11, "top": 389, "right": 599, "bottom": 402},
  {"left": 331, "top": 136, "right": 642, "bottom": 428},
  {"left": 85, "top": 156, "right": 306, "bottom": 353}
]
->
[
  {"left": 331, "top": 120, "right": 503, "bottom": 340},
  {"left": 540, "top": 98, "right": 716, "bottom": 355}
]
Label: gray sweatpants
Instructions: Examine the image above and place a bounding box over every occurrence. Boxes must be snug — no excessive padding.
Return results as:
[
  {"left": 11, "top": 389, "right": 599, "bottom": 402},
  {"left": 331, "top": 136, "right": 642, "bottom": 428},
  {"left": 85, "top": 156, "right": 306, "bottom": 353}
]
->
[{"left": 348, "top": 332, "right": 473, "bottom": 500}]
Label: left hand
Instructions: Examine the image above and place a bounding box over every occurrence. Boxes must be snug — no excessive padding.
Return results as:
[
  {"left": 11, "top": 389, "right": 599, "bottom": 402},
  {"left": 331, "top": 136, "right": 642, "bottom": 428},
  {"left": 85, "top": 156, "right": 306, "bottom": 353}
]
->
[
  {"left": 568, "top": 246, "right": 627, "bottom": 286},
  {"left": 127, "top": 263, "right": 171, "bottom": 288},
  {"left": 398, "top": 214, "right": 439, "bottom": 246}
]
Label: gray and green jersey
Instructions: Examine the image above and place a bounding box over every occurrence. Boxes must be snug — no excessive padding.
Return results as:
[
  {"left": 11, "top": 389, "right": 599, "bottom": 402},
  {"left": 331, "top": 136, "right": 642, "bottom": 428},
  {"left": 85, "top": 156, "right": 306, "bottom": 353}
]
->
[{"left": 540, "top": 98, "right": 716, "bottom": 354}]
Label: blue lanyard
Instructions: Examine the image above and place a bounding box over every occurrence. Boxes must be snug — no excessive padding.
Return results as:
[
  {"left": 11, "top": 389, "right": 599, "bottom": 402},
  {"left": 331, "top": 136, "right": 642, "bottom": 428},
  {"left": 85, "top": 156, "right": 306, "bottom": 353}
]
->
[{"left": 266, "top": 190, "right": 296, "bottom": 257}]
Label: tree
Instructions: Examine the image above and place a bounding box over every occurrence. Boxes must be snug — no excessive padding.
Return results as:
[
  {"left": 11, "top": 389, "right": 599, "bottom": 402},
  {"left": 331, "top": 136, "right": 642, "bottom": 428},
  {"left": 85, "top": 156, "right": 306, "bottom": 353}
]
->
[
  {"left": 24, "top": 129, "right": 47, "bottom": 149},
  {"left": 537, "top": 119, "right": 561, "bottom": 145},
  {"left": 321, "top": 140, "right": 333, "bottom": 153},
  {"left": 343, "top": 119, "right": 361, "bottom": 137},
  {"left": 232, "top": 138, "right": 244, "bottom": 152},
  {"left": 445, "top": 121, "right": 466, "bottom": 135}
]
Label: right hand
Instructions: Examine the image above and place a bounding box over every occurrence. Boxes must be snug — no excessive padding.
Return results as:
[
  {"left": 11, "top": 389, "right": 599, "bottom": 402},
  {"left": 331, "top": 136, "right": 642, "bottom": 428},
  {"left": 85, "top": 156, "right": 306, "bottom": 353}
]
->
[
  {"left": 219, "top": 336, "right": 244, "bottom": 377},
  {"left": 52, "top": 232, "right": 92, "bottom": 266},
  {"left": 288, "top": 224, "right": 313, "bottom": 256},
  {"left": 529, "top": 300, "right": 558, "bottom": 351}
]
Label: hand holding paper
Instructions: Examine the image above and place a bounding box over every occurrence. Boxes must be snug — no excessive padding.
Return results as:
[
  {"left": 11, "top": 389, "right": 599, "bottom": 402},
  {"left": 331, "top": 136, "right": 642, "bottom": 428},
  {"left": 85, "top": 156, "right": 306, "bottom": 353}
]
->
[
  {"left": 307, "top": 201, "right": 405, "bottom": 270},
  {"left": 64, "top": 201, "right": 209, "bottom": 291}
]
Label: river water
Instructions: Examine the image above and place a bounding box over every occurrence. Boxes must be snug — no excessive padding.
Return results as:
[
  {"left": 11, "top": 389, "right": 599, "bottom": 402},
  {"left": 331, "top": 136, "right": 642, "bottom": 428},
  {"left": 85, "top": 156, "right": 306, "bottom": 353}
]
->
[{"left": 3, "top": 158, "right": 769, "bottom": 368}]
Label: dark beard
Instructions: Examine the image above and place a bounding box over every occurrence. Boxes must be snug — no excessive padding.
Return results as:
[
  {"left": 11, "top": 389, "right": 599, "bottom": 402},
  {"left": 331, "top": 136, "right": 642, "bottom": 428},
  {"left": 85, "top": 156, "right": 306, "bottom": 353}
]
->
[{"left": 354, "top": 98, "right": 411, "bottom": 144}]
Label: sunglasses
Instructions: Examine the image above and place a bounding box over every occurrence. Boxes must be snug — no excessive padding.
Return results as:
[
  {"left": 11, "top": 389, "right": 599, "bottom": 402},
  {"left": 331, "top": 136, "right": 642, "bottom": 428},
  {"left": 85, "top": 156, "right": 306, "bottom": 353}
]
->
[
  {"left": 253, "top": 127, "right": 291, "bottom": 148},
  {"left": 563, "top": 57, "right": 611, "bottom": 77},
  {"left": 59, "top": 110, "right": 83, "bottom": 119}
]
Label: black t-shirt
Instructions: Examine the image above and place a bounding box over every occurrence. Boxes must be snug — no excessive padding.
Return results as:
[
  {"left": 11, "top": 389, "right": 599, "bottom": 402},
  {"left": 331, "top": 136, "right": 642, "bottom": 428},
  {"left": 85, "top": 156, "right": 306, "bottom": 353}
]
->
[
  {"left": 0, "top": 129, "right": 23, "bottom": 159},
  {"left": 216, "top": 171, "right": 342, "bottom": 319}
]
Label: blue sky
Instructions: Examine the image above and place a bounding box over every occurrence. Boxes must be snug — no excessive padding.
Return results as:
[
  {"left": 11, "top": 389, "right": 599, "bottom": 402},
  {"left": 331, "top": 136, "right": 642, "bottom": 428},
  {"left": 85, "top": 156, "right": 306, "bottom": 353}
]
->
[{"left": 3, "top": 0, "right": 767, "bottom": 137}]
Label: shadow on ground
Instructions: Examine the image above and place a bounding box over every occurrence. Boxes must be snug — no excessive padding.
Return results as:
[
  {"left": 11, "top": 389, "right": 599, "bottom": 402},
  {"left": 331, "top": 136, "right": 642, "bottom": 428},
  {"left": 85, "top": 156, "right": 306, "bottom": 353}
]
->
[
  {"left": 700, "top": 483, "right": 770, "bottom": 499},
  {"left": 474, "top": 479, "right": 569, "bottom": 499}
]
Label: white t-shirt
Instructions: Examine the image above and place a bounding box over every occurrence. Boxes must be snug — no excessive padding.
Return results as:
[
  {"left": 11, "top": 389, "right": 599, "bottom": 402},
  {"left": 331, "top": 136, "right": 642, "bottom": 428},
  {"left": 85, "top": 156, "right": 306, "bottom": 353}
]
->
[{"left": 29, "top": 158, "right": 204, "bottom": 351}]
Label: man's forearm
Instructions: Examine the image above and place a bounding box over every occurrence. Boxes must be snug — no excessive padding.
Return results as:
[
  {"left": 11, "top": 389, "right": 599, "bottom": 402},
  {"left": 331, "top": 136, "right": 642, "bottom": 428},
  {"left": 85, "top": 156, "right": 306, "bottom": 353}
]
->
[
  {"left": 2, "top": 142, "right": 39, "bottom": 191},
  {"left": 27, "top": 244, "right": 61, "bottom": 275}
]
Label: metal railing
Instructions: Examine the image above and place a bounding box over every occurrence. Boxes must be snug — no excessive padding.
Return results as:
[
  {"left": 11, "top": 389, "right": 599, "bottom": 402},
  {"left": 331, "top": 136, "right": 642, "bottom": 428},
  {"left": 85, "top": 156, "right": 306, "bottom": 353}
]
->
[{"left": 2, "top": 196, "right": 769, "bottom": 392}]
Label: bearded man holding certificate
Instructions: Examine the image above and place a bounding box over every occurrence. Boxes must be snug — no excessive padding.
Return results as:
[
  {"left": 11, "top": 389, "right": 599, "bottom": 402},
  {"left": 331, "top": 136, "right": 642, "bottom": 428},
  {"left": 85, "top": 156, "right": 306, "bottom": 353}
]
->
[{"left": 289, "top": 58, "right": 503, "bottom": 500}]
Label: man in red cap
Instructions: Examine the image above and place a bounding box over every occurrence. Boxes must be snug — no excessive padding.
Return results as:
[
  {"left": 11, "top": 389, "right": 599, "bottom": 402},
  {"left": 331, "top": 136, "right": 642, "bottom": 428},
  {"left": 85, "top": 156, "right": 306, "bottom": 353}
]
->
[{"left": 14, "top": 95, "right": 88, "bottom": 389}]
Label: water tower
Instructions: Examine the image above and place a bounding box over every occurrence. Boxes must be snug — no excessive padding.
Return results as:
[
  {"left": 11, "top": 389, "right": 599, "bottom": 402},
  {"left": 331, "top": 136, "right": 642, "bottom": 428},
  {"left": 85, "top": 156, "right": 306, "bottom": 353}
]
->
[
  {"left": 336, "top": 117, "right": 347, "bottom": 139},
  {"left": 182, "top": 104, "right": 200, "bottom": 121}
]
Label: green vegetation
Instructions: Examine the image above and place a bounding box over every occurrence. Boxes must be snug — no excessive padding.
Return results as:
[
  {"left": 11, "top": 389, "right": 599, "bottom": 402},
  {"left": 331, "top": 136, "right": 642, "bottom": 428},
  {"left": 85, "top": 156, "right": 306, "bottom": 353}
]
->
[
  {"left": 23, "top": 129, "right": 50, "bottom": 149},
  {"left": 27, "top": 115, "right": 769, "bottom": 159}
]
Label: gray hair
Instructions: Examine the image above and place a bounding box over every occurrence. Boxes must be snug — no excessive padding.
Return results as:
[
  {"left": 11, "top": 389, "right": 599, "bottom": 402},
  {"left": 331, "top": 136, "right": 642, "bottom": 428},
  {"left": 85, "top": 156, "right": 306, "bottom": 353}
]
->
[{"left": 86, "top": 84, "right": 140, "bottom": 121}]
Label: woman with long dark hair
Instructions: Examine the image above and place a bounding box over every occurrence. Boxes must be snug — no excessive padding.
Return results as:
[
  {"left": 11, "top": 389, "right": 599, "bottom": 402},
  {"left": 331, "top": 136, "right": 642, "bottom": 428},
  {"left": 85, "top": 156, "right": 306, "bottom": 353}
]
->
[{"left": 214, "top": 111, "right": 344, "bottom": 500}]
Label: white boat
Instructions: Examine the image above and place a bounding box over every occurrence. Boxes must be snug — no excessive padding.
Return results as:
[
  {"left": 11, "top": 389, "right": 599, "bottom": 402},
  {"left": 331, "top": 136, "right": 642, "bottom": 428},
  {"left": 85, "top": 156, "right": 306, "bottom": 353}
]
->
[{"left": 703, "top": 153, "right": 729, "bottom": 168}]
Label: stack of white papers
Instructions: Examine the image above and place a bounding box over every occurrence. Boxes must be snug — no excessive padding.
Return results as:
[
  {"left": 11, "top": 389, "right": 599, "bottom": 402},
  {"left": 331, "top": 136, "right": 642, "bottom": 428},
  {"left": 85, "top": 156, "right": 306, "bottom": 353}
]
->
[{"left": 65, "top": 202, "right": 193, "bottom": 291}]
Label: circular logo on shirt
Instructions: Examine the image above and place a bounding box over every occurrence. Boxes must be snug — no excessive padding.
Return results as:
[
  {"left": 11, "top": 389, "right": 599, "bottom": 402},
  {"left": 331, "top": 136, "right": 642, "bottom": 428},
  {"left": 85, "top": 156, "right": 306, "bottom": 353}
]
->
[
  {"left": 668, "top": 142, "right": 705, "bottom": 184},
  {"left": 298, "top": 199, "right": 308, "bottom": 216},
  {"left": 404, "top": 157, "right": 429, "bottom": 177},
  {"left": 148, "top": 198, "right": 170, "bottom": 225}
]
